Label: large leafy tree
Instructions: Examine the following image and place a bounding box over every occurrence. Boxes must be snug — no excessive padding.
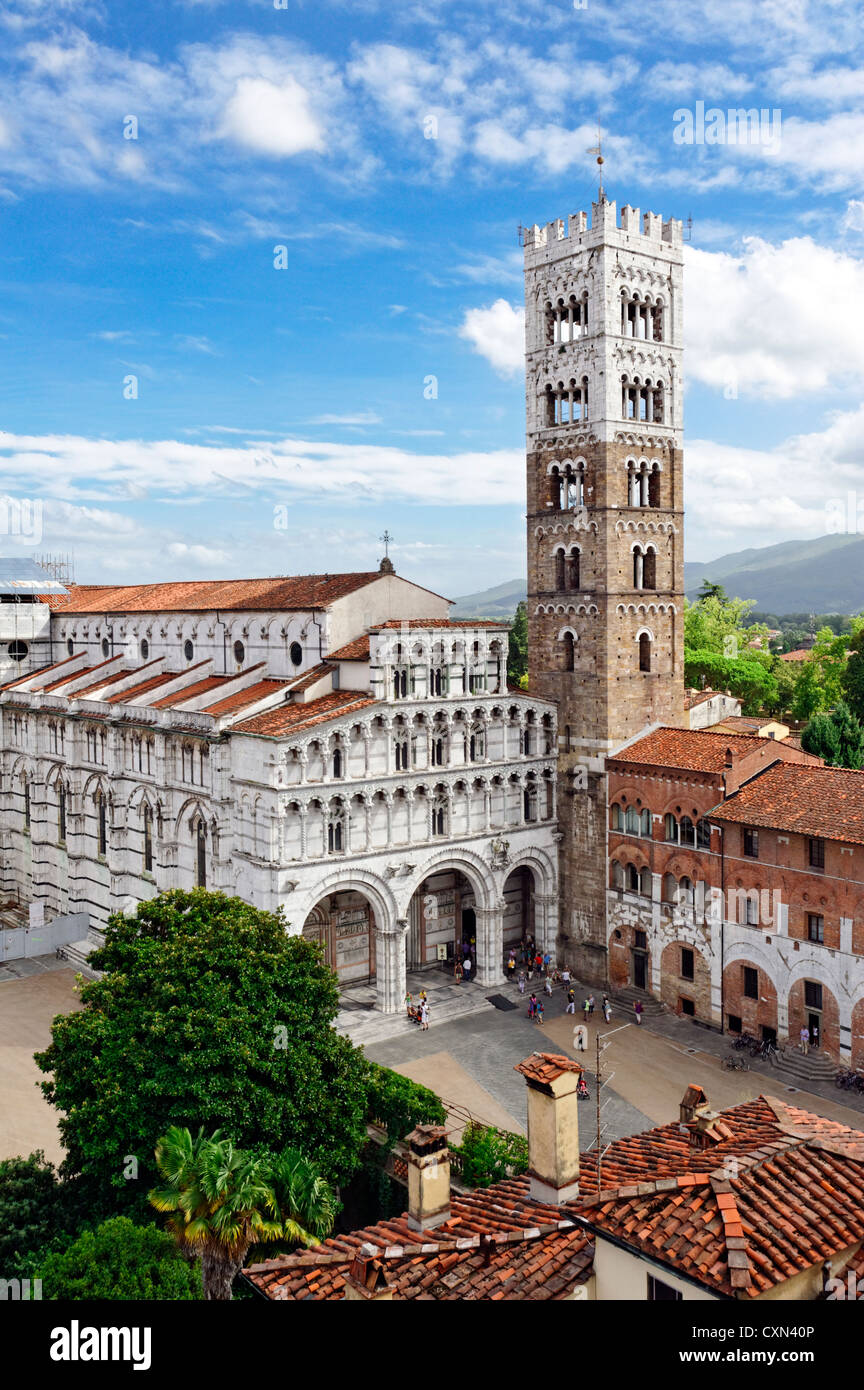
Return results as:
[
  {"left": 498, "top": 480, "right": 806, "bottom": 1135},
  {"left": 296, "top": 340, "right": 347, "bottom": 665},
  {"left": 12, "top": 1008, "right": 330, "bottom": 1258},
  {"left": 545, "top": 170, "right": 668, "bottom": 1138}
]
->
[
  {"left": 0, "top": 1152, "right": 62, "bottom": 1279},
  {"left": 507, "top": 600, "right": 528, "bottom": 687},
  {"left": 37, "top": 1216, "right": 202, "bottom": 1300},
  {"left": 841, "top": 627, "right": 864, "bottom": 724},
  {"left": 36, "top": 890, "right": 372, "bottom": 1220},
  {"left": 149, "top": 1126, "right": 334, "bottom": 1300},
  {"left": 801, "top": 701, "right": 864, "bottom": 770}
]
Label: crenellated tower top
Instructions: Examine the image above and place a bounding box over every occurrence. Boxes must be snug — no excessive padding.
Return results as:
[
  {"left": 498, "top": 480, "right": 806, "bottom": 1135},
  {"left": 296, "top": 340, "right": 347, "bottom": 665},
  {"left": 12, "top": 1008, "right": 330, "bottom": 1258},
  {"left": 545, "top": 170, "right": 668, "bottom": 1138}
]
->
[{"left": 523, "top": 198, "right": 683, "bottom": 266}]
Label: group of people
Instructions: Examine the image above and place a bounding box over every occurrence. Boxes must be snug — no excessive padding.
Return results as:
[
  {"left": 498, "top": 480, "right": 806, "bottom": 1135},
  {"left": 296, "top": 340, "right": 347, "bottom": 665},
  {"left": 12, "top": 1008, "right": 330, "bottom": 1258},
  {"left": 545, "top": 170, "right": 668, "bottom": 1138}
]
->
[
  {"left": 799, "top": 1022, "right": 820, "bottom": 1054},
  {"left": 405, "top": 990, "right": 430, "bottom": 1030}
]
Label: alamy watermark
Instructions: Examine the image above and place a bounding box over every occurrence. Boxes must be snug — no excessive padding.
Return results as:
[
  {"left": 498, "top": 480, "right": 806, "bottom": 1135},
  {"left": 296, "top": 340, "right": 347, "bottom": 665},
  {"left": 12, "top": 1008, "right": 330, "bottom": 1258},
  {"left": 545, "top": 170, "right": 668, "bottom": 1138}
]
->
[
  {"left": 0, "top": 496, "right": 42, "bottom": 544},
  {"left": 673, "top": 102, "right": 782, "bottom": 150}
]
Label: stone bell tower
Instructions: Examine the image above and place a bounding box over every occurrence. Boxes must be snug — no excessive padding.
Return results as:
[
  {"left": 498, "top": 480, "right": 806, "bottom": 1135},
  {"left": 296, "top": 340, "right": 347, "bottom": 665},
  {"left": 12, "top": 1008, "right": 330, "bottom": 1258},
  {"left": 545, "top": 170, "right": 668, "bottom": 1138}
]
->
[{"left": 523, "top": 193, "right": 686, "bottom": 982}]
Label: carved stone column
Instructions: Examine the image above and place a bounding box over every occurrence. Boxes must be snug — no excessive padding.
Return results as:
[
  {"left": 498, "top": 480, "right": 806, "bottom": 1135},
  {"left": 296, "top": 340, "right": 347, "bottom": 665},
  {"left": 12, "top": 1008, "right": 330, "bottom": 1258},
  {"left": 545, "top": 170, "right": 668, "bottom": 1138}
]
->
[
  {"left": 474, "top": 903, "right": 505, "bottom": 988},
  {"left": 375, "top": 917, "right": 409, "bottom": 1014}
]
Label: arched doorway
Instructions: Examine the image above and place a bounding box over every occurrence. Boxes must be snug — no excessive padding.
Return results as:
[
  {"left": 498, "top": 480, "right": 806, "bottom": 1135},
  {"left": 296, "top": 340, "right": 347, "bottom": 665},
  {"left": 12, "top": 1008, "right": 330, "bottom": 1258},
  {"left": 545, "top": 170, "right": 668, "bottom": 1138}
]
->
[
  {"left": 502, "top": 866, "right": 536, "bottom": 956},
  {"left": 302, "top": 890, "right": 377, "bottom": 987},
  {"left": 409, "top": 868, "right": 479, "bottom": 972}
]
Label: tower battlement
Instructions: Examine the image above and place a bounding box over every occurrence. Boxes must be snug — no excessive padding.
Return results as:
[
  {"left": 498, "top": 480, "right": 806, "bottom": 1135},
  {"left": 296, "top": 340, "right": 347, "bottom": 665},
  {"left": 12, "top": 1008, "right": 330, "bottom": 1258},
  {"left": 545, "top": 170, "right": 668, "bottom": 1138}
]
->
[{"left": 523, "top": 199, "right": 682, "bottom": 262}]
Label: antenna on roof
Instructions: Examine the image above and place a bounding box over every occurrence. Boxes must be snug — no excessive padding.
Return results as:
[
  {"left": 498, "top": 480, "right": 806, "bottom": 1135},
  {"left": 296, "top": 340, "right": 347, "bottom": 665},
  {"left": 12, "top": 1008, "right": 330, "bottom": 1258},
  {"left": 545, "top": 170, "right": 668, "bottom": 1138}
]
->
[
  {"left": 34, "top": 552, "right": 75, "bottom": 585},
  {"left": 587, "top": 120, "right": 606, "bottom": 202},
  {"left": 683, "top": 214, "right": 693, "bottom": 242}
]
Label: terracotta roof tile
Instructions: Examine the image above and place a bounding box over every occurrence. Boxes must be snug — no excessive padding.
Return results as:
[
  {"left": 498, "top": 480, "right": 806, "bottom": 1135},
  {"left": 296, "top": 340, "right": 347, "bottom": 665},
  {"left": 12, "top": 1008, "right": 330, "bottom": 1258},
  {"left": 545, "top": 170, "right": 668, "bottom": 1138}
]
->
[
  {"left": 710, "top": 761, "right": 864, "bottom": 846},
  {"left": 329, "top": 635, "right": 371, "bottom": 661},
  {"left": 514, "top": 1052, "right": 583, "bottom": 1085},
  {"left": 609, "top": 726, "right": 766, "bottom": 775},
  {"left": 43, "top": 573, "right": 384, "bottom": 614},
  {"left": 203, "top": 677, "right": 291, "bottom": 716},
  {"left": 232, "top": 691, "right": 378, "bottom": 738}
]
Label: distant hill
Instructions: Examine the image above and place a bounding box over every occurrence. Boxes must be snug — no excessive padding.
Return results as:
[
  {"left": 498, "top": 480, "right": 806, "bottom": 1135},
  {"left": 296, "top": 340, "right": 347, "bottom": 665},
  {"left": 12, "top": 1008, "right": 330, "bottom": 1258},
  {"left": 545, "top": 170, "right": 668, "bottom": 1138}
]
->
[
  {"left": 449, "top": 578, "right": 526, "bottom": 619},
  {"left": 451, "top": 534, "right": 864, "bottom": 620},
  {"left": 684, "top": 534, "right": 864, "bottom": 614}
]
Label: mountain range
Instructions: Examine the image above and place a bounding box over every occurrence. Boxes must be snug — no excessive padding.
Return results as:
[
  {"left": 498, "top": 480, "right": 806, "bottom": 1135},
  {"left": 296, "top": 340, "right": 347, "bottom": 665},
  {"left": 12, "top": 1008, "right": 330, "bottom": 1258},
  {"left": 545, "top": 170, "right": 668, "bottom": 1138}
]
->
[{"left": 450, "top": 533, "right": 864, "bottom": 619}]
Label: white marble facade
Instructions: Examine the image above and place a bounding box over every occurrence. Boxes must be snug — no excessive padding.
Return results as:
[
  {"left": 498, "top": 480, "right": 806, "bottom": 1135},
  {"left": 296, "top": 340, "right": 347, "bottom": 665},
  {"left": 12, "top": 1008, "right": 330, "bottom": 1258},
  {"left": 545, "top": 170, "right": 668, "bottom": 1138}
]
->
[{"left": 0, "top": 568, "right": 559, "bottom": 1011}]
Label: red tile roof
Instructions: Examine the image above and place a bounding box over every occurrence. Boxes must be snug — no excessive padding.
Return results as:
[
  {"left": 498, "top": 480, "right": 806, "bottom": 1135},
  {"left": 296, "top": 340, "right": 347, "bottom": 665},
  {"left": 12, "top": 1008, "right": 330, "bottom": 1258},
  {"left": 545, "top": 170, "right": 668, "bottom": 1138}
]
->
[
  {"left": 329, "top": 635, "right": 371, "bottom": 661},
  {"left": 0, "top": 653, "right": 82, "bottom": 691},
  {"left": 375, "top": 618, "right": 509, "bottom": 630},
  {"left": 579, "top": 1095, "right": 864, "bottom": 1298},
  {"left": 683, "top": 688, "right": 728, "bottom": 710},
  {"left": 43, "top": 573, "right": 384, "bottom": 614},
  {"left": 609, "top": 727, "right": 765, "bottom": 775},
  {"left": 514, "top": 1052, "right": 584, "bottom": 1085},
  {"left": 709, "top": 761, "right": 864, "bottom": 845},
  {"left": 105, "top": 665, "right": 205, "bottom": 703},
  {"left": 244, "top": 1178, "right": 592, "bottom": 1301},
  {"left": 284, "top": 662, "right": 334, "bottom": 693},
  {"left": 203, "top": 678, "right": 291, "bottom": 716},
  {"left": 231, "top": 691, "right": 378, "bottom": 737},
  {"left": 149, "top": 674, "right": 232, "bottom": 709},
  {"left": 779, "top": 649, "right": 811, "bottom": 662}
]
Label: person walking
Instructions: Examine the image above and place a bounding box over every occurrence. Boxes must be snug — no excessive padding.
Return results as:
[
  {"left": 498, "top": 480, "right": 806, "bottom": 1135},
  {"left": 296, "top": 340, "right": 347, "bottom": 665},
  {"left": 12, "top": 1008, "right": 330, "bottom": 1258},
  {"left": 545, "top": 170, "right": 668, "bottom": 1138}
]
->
[
  {"left": 420, "top": 1000, "right": 429, "bottom": 1031},
  {"left": 566, "top": 987, "right": 576, "bottom": 1015},
  {"left": 534, "top": 952, "right": 543, "bottom": 976},
  {"left": 454, "top": 959, "right": 463, "bottom": 985},
  {"left": 583, "top": 997, "right": 590, "bottom": 1023},
  {"left": 528, "top": 992, "right": 537, "bottom": 1021},
  {"left": 543, "top": 952, "right": 552, "bottom": 976},
  {"left": 561, "top": 967, "right": 571, "bottom": 990},
  {"left": 507, "top": 955, "right": 516, "bottom": 985},
  {"left": 812, "top": 1023, "right": 820, "bottom": 1049},
  {"left": 634, "top": 999, "right": 643, "bottom": 1025},
  {"left": 535, "top": 999, "right": 544, "bottom": 1026},
  {"left": 518, "top": 971, "right": 526, "bottom": 995},
  {"left": 404, "top": 991, "right": 413, "bottom": 1016},
  {"left": 587, "top": 994, "right": 596, "bottom": 1016},
  {"left": 602, "top": 994, "right": 611, "bottom": 1024},
  {"left": 462, "top": 955, "right": 472, "bottom": 984},
  {"left": 799, "top": 1024, "right": 809, "bottom": 1054},
  {"left": 544, "top": 975, "right": 553, "bottom": 998}
]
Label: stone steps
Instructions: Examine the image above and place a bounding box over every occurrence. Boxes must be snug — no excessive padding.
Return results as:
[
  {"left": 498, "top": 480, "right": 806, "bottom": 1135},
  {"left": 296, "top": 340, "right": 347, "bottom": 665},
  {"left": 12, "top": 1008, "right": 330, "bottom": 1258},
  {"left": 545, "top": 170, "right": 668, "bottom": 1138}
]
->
[
  {"left": 60, "top": 938, "right": 103, "bottom": 980},
  {"left": 773, "top": 1047, "right": 837, "bottom": 1083},
  {"left": 611, "top": 986, "right": 665, "bottom": 1018},
  {"left": 336, "top": 988, "right": 495, "bottom": 1048}
]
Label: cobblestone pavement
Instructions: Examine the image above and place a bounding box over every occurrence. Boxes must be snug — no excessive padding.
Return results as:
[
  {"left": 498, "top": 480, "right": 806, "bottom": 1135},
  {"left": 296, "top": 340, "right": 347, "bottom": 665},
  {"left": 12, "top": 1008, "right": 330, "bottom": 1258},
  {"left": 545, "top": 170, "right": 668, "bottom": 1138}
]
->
[{"left": 366, "top": 974, "right": 864, "bottom": 1148}]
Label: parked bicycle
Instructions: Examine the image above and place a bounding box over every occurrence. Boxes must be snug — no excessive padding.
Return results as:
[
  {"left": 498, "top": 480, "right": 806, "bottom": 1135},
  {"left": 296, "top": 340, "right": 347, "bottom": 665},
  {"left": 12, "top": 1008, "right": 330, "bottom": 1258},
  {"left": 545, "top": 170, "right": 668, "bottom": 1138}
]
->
[
  {"left": 835, "top": 1068, "right": 864, "bottom": 1094},
  {"left": 732, "top": 1032, "right": 759, "bottom": 1052},
  {"left": 723, "top": 1052, "right": 750, "bottom": 1071}
]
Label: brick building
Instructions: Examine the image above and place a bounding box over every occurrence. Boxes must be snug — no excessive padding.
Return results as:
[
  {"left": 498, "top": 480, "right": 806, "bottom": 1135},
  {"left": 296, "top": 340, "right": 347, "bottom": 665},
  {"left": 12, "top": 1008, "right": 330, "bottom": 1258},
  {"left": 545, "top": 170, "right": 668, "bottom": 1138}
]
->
[{"left": 605, "top": 725, "right": 864, "bottom": 1066}]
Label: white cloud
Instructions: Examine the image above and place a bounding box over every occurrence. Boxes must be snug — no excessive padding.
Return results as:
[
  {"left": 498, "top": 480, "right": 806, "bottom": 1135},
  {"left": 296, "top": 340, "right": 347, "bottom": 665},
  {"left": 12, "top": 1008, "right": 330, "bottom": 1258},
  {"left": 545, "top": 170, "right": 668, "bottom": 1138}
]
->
[
  {"left": 220, "top": 75, "right": 324, "bottom": 157},
  {"left": 166, "top": 542, "right": 230, "bottom": 565},
  {"left": 458, "top": 299, "right": 524, "bottom": 377},
  {"left": 0, "top": 430, "right": 524, "bottom": 506},
  {"left": 685, "top": 236, "right": 864, "bottom": 398},
  {"left": 308, "top": 412, "right": 383, "bottom": 426}
]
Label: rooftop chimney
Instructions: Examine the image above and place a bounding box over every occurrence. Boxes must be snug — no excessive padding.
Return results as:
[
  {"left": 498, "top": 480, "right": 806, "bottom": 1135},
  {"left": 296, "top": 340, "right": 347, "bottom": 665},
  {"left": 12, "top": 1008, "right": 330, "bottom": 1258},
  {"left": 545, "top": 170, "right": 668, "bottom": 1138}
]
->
[
  {"left": 514, "top": 1052, "right": 582, "bottom": 1205},
  {"left": 679, "top": 1084, "right": 709, "bottom": 1126},
  {"left": 405, "top": 1124, "right": 450, "bottom": 1232},
  {"left": 343, "top": 1243, "right": 393, "bottom": 1301}
]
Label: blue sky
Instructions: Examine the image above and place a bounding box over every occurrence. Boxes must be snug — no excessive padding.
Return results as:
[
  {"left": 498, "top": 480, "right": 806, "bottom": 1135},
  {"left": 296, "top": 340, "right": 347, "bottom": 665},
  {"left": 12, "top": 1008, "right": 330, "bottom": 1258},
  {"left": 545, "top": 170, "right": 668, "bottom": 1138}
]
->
[{"left": 1, "top": 0, "right": 864, "bottom": 595}]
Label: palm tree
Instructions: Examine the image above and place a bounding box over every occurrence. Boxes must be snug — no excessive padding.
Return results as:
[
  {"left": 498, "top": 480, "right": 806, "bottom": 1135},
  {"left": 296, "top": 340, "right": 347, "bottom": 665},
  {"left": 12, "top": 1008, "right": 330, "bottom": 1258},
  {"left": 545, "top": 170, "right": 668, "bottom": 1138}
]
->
[{"left": 149, "top": 1126, "right": 334, "bottom": 1300}]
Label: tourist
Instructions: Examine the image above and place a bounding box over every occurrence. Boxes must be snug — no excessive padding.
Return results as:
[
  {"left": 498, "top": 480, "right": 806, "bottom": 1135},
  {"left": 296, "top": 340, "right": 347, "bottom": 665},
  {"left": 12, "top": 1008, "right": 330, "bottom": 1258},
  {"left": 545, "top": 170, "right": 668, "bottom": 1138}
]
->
[
  {"left": 587, "top": 994, "right": 596, "bottom": 1016},
  {"left": 543, "top": 952, "right": 552, "bottom": 975},
  {"left": 535, "top": 999, "right": 544, "bottom": 1026},
  {"left": 583, "top": 997, "right": 590, "bottom": 1023},
  {"left": 420, "top": 1000, "right": 429, "bottom": 1031},
  {"left": 404, "top": 991, "right": 413, "bottom": 1015},
  {"left": 463, "top": 955, "right": 472, "bottom": 983},
  {"left": 812, "top": 1023, "right": 820, "bottom": 1049},
  {"left": 602, "top": 994, "right": 612, "bottom": 1024},
  {"left": 577, "top": 1074, "right": 589, "bottom": 1100},
  {"left": 507, "top": 955, "right": 516, "bottom": 984},
  {"left": 634, "top": 999, "right": 643, "bottom": 1025},
  {"left": 518, "top": 971, "right": 526, "bottom": 995},
  {"left": 799, "top": 1024, "right": 809, "bottom": 1054},
  {"left": 544, "top": 975, "right": 553, "bottom": 997},
  {"left": 454, "top": 959, "right": 463, "bottom": 984},
  {"left": 566, "top": 988, "right": 576, "bottom": 1015},
  {"left": 561, "top": 966, "right": 571, "bottom": 989},
  {"left": 528, "top": 992, "right": 537, "bottom": 1020}
]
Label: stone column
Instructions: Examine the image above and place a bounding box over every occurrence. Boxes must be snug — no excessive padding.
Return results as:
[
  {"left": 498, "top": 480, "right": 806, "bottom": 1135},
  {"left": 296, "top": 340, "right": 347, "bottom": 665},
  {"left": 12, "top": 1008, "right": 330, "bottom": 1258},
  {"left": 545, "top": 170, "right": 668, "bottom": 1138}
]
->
[
  {"left": 375, "top": 917, "right": 409, "bottom": 1014},
  {"left": 474, "top": 902, "right": 505, "bottom": 988}
]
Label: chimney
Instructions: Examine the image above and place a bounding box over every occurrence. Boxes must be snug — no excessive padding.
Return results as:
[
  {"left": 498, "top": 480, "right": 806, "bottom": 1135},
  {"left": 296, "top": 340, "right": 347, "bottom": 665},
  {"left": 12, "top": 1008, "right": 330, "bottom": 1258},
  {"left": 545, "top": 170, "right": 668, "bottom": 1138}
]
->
[
  {"left": 514, "top": 1052, "right": 582, "bottom": 1205},
  {"left": 405, "top": 1124, "right": 450, "bottom": 1232},
  {"left": 343, "top": 1243, "right": 393, "bottom": 1301},
  {"left": 679, "top": 1084, "right": 709, "bottom": 1126},
  {"left": 678, "top": 1084, "right": 721, "bottom": 1147}
]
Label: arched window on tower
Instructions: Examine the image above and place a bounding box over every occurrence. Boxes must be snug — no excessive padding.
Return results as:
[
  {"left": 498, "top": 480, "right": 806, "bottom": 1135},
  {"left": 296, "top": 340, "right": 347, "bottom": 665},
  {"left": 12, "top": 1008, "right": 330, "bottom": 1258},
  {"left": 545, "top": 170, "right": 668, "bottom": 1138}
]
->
[
  {"left": 143, "top": 803, "right": 153, "bottom": 872},
  {"left": 639, "top": 633, "right": 652, "bottom": 673},
  {"left": 566, "top": 548, "right": 580, "bottom": 590},
  {"left": 555, "top": 549, "right": 565, "bottom": 589},
  {"left": 562, "top": 632, "right": 576, "bottom": 672},
  {"left": 643, "top": 546, "right": 657, "bottom": 590},
  {"left": 332, "top": 746, "right": 343, "bottom": 780},
  {"left": 195, "top": 819, "right": 206, "bottom": 886}
]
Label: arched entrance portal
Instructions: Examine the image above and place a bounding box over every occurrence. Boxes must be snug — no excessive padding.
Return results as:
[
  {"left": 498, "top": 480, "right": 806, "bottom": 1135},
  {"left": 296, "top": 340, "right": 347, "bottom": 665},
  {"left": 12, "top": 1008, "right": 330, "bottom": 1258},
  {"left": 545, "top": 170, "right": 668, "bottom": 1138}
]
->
[
  {"left": 303, "top": 891, "right": 377, "bottom": 987},
  {"left": 408, "top": 868, "right": 477, "bottom": 970},
  {"left": 502, "top": 866, "right": 536, "bottom": 955}
]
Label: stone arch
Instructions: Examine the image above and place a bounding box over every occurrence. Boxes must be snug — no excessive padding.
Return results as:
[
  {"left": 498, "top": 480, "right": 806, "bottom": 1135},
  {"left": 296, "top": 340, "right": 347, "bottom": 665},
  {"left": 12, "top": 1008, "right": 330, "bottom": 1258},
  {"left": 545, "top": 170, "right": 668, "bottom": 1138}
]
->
[{"left": 291, "top": 868, "right": 398, "bottom": 936}]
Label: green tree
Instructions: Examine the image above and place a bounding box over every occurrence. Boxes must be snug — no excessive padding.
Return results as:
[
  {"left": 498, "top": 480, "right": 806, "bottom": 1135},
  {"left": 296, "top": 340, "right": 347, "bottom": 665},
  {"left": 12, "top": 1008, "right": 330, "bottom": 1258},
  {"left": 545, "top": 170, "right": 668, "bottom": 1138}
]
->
[
  {"left": 149, "top": 1126, "right": 334, "bottom": 1301},
  {"left": 507, "top": 600, "right": 528, "bottom": 687},
  {"left": 841, "top": 628, "right": 864, "bottom": 723},
  {"left": 801, "top": 701, "right": 864, "bottom": 770},
  {"left": 452, "top": 1122, "right": 529, "bottom": 1189},
  {"left": 37, "top": 1216, "right": 203, "bottom": 1300},
  {"left": 36, "top": 890, "right": 372, "bottom": 1220},
  {"left": 0, "top": 1152, "right": 62, "bottom": 1279},
  {"left": 791, "top": 661, "right": 826, "bottom": 722}
]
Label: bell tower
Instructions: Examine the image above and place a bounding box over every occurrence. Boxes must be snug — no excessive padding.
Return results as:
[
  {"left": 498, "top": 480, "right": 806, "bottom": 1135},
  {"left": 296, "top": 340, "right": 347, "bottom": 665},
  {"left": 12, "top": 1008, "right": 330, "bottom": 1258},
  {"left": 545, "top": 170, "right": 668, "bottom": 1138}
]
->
[{"left": 523, "top": 194, "right": 686, "bottom": 981}]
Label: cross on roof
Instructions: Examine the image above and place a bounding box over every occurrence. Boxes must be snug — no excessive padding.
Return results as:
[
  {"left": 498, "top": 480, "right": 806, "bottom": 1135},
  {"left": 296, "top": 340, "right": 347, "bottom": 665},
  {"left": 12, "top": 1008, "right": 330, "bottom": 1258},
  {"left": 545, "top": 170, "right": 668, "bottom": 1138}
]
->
[{"left": 380, "top": 529, "right": 393, "bottom": 558}]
